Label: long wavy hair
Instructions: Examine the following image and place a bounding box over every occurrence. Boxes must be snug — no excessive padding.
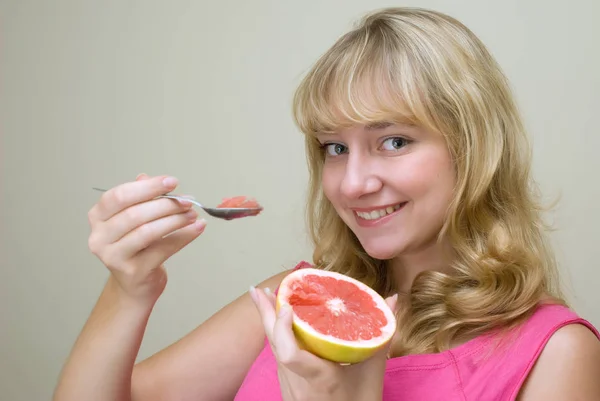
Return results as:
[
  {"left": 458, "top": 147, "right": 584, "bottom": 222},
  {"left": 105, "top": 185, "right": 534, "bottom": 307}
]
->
[{"left": 291, "top": 7, "right": 566, "bottom": 355}]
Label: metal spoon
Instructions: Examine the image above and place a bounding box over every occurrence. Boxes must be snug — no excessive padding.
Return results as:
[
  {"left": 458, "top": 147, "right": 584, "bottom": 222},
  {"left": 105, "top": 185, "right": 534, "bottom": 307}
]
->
[{"left": 92, "top": 187, "right": 263, "bottom": 220}]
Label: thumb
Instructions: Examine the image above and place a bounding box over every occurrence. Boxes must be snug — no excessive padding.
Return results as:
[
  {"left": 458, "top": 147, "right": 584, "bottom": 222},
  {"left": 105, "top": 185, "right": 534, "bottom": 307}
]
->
[
  {"left": 385, "top": 293, "right": 399, "bottom": 314},
  {"left": 381, "top": 293, "right": 399, "bottom": 356},
  {"left": 365, "top": 293, "right": 399, "bottom": 363}
]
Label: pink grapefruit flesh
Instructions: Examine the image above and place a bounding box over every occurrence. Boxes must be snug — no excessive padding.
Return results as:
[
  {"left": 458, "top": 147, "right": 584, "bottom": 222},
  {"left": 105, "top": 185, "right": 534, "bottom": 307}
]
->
[
  {"left": 217, "top": 196, "right": 261, "bottom": 209},
  {"left": 276, "top": 267, "right": 397, "bottom": 364},
  {"left": 216, "top": 196, "right": 263, "bottom": 218}
]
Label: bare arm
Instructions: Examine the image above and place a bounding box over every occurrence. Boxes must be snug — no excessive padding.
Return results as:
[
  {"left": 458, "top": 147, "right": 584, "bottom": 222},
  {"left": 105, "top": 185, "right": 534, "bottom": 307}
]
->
[
  {"left": 52, "top": 174, "right": 290, "bottom": 401},
  {"left": 517, "top": 323, "right": 600, "bottom": 400},
  {"left": 52, "top": 276, "right": 156, "bottom": 401},
  {"left": 131, "top": 270, "right": 290, "bottom": 401},
  {"left": 54, "top": 270, "right": 289, "bottom": 401}
]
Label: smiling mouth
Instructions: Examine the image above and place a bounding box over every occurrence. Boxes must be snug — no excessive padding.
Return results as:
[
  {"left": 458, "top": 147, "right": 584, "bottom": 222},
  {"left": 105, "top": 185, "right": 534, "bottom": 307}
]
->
[{"left": 354, "top": 202, "right": 407, "bottom": 220}]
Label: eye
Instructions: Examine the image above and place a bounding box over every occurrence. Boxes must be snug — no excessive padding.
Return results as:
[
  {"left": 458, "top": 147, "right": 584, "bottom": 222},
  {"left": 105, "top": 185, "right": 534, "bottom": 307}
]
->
[
  {"left": 323, "top": 143, "right": 348, "bottom": 156},
  {"left": 381, "top": 137, "right": 409, "bottom": 151}
]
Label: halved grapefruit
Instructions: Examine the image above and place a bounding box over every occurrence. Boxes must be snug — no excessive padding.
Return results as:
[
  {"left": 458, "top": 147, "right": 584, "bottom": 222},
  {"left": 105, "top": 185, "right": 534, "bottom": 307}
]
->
[{"left": 276, "top": 267, "right": 397, "bottom": 364}]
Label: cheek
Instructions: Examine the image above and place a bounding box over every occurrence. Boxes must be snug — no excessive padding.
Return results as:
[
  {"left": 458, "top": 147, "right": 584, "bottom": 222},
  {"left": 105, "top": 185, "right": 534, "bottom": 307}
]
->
[
  {"left": 426, "top": 156, "right": 456, "bottom": 209},
  {"left": 408, "top": 150, "right": 455, "bottom": 199},
  {"left": 320, "top": 165, "right": 340, "bottom": 202}
]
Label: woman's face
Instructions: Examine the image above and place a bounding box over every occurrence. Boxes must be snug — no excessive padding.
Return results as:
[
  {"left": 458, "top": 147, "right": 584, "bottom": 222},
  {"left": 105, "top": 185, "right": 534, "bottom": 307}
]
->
[{"left": 318, "top": 121, "right": 456, "bottom": 260}]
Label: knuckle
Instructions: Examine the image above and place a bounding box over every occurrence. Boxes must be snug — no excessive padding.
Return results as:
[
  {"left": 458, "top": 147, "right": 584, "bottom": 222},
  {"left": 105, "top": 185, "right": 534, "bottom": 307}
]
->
[
  {"left": 101, "top": 247, "right": 124, "bottom": 270},
  {"left": 87, "top": 208, "right": 96, "bottom": 225},
  {"left": 277, "top": 351, "right": 297, "bottom": 367},
  {"left": 87, "top": 235, "right": 100, "bottom": 254},
  {"left": 124, "top": 206, "right": 140, "bottom": 224},
  {"left": 87, "top": 231, "right": 107, "bottom": 256},
  {"left": 120, "top": 263, "right": 139, "bottom": 279},
  {"left": 111, "top": 187, "right": 128, "bottom": 208},
  {"left": 160, "top": 198, "right": 183, "bottom": 215},
  {"left": 135, "top": 223, "right": 155, "bottom": 246}
]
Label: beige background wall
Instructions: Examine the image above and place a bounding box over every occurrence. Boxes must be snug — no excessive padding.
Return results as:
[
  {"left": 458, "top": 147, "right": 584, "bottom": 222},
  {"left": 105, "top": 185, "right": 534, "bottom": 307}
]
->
[{"left": 1, "top": 1, "right": 598, "bottom": 400}]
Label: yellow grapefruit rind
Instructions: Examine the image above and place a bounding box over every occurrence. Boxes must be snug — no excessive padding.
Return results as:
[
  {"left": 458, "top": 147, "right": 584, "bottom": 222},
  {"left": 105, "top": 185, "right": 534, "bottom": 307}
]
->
[{"left": 276, "top": 268, "right": 397, "bottom": 364}]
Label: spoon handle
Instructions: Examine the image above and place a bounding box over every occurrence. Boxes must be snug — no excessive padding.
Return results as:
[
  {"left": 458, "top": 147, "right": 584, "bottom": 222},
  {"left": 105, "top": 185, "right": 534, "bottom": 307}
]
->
[
  {"left": 91, "top": 187, "right": 205, "bottom": 209},
  {"left": 157, "top": 194, "right": 205, "bottom": 209}
]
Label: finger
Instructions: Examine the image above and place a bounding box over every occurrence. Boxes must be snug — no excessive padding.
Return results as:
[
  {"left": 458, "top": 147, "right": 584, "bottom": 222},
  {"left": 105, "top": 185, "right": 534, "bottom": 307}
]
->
[
  {"left": 250, "top": 287, "right": 277, "bottom": 342},
  {"left": 367, "top": 293, "right": 399, "bottom": 362},
  {"left": 93, "top": 175, "right": 179, "bottom": 221},
  {"left": 137, "top": 173, "right": 191, "bottom": 206},
  {"left": 264, "top": 287, "right": 276, "bottom": 307},
  {"left": 382, "top": 293, "right": 399, "bottom": 349},
  {"left": 272, "top": 303, "right": 323, "bottom": 377},
  {"left": 137, "top": 218, "right": 207, "bottom": 267},
  {"left": 109, "top": 208, "right": 199, "bottom": 260},
  {"left": 386, "top": 293, "right": 399, "bottom": 313},
  {"left": 343, "top": 293, "right": 399, "bottom": 375},
  {"left": 102, "top": 197, "right": 194, "bottom": 243},
  {"left": 271, "top": 303, "right": 297, "bottom": 361}
]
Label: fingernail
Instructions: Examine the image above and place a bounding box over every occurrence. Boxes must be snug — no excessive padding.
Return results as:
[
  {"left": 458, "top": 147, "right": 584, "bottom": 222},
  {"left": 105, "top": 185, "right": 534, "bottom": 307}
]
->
[
  {"left": 249, "top": 286, "right": 257, "bottom": 302},
  {"left": 194, "top": 219, "right": 207, "bottom": 232},
  {"left": 180, "top": 201, "right": 193, "bottom": 209},
  {"left": 163, "top": 176, "right": 178, "bottom": 188},
  {"left": 178, "top": 196, "right": 194, "bottom": 207},
  {"left": 264, "top": 287, "right": 272, "bottom": 297},
  {"left": 185, "top": 210, "right": 198, "bottom": 220}
]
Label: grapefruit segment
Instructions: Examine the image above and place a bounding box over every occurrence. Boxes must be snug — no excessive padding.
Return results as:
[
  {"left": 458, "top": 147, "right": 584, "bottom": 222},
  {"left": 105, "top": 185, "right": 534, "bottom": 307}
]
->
[
  {"left": 276, "top": 267, "right": 397, "bottom": 364},
  {"left": 217, "top": 196, "right": 261, "bottom": 209},
  {"left": 216, "top": 196, "right": 263, "bottom": 218}
]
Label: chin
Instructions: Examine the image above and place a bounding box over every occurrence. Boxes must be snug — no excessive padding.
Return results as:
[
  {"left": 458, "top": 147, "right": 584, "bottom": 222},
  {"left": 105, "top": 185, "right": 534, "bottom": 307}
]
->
[
  {"left": 364, "top": 248, "right": 400, "bottom": 260},
  {"left": 356, "top": 236, "right": 405, "bottom": 260}
]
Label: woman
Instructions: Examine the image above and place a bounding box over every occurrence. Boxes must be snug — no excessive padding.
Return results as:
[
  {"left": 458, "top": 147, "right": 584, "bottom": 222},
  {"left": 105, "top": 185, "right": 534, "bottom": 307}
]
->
[{"left": 53, "top": 7, "right": 600, "bottom": 401}]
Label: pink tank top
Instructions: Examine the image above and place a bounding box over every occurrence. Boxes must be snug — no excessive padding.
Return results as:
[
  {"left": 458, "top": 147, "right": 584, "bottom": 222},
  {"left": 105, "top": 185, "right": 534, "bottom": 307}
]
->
[{"left": 234, "top": 262, "right": 600, "bottom": 401}]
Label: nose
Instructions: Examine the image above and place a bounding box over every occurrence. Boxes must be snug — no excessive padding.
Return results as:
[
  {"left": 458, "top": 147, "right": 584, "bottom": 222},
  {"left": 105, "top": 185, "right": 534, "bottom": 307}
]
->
[{"left": 339, "top": 153, "right": 382, "bottom": 199}]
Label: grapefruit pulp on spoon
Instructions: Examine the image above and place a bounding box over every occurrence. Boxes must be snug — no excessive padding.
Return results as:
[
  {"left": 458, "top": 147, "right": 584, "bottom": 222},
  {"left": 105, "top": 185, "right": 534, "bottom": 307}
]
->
[
  {"left": 275, "top": 267, "right": 397, "bottom": 364},
  {"left": 216, "top": 196, "right": 263, "bottom": 218}
]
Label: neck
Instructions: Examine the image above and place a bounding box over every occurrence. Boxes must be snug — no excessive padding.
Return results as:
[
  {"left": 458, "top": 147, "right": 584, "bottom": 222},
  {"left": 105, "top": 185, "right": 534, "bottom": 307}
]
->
[{"left": 389, "top": 238, "right": 455, "bottom": 294}]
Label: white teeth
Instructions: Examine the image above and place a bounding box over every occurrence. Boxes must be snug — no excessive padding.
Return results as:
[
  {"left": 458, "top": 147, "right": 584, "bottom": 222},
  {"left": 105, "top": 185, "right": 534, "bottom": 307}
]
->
[{"left": 356, "top": 203, "right": 404, "bottom": 220}]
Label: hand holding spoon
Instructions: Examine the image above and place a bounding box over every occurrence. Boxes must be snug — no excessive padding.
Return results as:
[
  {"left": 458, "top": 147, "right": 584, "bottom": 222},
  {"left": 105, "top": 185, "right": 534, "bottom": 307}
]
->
[{"left": 92, "top": 188, "right": 263, "bottom": 220}]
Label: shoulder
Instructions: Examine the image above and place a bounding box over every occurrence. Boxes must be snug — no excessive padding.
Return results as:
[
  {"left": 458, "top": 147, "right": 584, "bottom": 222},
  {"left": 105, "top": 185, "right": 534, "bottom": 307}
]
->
[
  {"left": 258, "top": 260, "right": 312, "bottom": 291},
  {"left": 517, "top": 321, "right": 600, "bottom": 400}
]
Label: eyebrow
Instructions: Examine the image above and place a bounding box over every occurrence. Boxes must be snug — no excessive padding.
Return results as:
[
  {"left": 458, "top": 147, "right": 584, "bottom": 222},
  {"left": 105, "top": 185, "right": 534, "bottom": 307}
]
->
[
  {"left": 366, "top": 120, "right": 417, "bottom": 131},
  {"left": 315, "top": 120, "right": 414, "bottom": 138},
  {"left": 364, "top": 121, "right": 394, "bottom": 130}
]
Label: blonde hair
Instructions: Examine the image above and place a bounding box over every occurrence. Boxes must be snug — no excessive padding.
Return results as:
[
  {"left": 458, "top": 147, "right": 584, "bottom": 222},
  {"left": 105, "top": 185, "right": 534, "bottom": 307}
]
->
[{"left": 292, "top": 7, "right": 566, "bottom": 355}]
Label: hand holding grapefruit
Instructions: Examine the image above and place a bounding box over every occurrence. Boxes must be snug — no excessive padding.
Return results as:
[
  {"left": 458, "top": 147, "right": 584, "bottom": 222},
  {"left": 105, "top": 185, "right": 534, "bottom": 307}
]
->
[{"left": 275, "top": 267, "right": 397, "bottom": 364}]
